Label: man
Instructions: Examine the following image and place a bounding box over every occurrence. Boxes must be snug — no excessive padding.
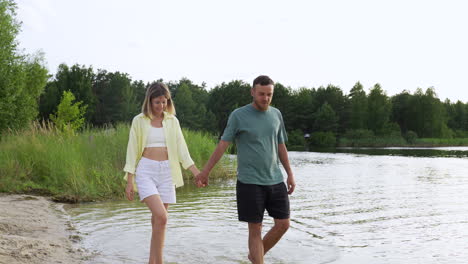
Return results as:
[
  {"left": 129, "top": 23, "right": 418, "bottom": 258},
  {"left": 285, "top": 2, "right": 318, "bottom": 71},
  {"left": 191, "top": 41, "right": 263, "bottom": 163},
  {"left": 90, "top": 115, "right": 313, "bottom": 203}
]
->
[{"left": 196, "top": 75, "right": 296, "bottom": 264}]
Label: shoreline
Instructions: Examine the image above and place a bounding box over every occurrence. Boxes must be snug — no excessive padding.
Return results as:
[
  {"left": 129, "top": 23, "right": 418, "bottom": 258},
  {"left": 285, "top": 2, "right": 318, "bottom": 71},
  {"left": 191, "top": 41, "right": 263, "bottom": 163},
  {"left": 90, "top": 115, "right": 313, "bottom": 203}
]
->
[{"left": 0, "top": 194, "right": 86, "bottom": 264}]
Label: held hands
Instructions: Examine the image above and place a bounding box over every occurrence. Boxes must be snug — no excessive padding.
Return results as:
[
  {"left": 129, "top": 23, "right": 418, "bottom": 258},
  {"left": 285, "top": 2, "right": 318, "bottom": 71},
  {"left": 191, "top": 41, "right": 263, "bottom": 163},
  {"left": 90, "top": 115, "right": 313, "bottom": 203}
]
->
[
  {"left": 195, "top": 170, "right": 209, "bottom": 188},
  {"left": 287, "top": 174, "right": 296, "bottom": 195},
  {"left": 189, "top": 165, "right": 207, "bottom": 187}
]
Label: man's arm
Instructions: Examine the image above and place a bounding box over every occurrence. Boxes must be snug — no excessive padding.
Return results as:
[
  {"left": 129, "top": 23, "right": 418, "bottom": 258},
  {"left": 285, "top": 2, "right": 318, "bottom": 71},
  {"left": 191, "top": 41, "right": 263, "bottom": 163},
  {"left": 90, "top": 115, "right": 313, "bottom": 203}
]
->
[
  {"left": 278, "top": 143, "right": 296, "bottom": 194},
  {"left": 196, "top": 140, "right": 231, "bottom": 187}
]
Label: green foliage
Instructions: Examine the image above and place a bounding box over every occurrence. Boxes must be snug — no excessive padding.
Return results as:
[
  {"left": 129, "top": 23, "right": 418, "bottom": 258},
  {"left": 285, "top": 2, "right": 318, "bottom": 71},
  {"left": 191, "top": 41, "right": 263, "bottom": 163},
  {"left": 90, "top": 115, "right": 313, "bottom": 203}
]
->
[
  {"left": 0, "top": 1, "right": 48, "bottom": 134},
  {"left": 50, "top": 91, "right": 87, "bottom": 134},
  {"left": 309, "top": 132, "right": 336, "bottom": 148},
  {"left": 367, "top": 84, "right": 391, "bottom": 135},
  {"left": 174, "top": 83, "right": 196, "bottom": 127},
  {"left": 289, "top": 88, "right": 316, "bottom": 132},
  {"left": 171, "top": 80, "right": 217, "bottom": 132},
  {"left": 403, "top": 88, "right": 448, "bottom": 138},
  {"left": 381, "top": 122, "right": 402, "bottom": 137},
  {"left": 391, "top": 91, "right": 412, "bottom": 133},
  {"left": 453, "top": 129, "right": 468, "bottom": 138},
  {"left": 92, "top": 70, "right": 139, "bottom": 125},
  {"left": 34, "top": 63, "right": 465, "bottom": 144},
  {"left": 314, "top": 85, "right": 346, "bottom": 132},
  {"left": 313, "top": 102, "right": 338, "bottom": 132},
  {"left": 344, "top": 129, "right": 375, "bottom": 139},
  {"left": 287, "top": 129, "right": 306, "bottom": 149},
  {"left": 445, "top": 100, "right": 467, "bottom": 132},
  {"left": 207, "top": 80, "right": 252, "bottom": 136},
  {"left": 415, "top": 137, "right": 468, "bottom": 146},
  {"left": 39, "top": 64, "right": 94, "bottom": 121},
  {"left": 404, "top": 131, "right": 418, "bottom": 144},
  {"left": 348, "top": 82, "right": 368, "bottom": 130},
  {"left": 271, "top": 83, "right": 294, "bottom": 128}
]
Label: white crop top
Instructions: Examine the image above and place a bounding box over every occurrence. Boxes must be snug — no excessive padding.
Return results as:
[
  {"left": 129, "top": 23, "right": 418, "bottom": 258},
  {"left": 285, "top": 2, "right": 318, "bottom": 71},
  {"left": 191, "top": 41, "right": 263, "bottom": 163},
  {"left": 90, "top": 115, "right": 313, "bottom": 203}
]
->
[{"left": 146, "top": 127, "right": 167, "bottom": 147}]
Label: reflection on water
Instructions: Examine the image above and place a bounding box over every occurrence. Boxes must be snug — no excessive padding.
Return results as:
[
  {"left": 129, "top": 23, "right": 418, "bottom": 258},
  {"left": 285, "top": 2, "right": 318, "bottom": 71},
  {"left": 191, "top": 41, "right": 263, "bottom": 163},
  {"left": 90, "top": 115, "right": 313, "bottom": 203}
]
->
[{"left": 68, "top": 149, "right": 468, "bottom": 264}]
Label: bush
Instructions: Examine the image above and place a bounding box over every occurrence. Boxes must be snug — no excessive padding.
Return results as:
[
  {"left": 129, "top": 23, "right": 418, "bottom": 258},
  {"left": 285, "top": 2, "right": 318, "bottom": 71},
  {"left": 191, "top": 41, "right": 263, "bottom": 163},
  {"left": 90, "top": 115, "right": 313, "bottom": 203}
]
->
[
  {"left": 288, "top": 129, "right": 306, "bottom": 147},
  {"left": 343, "top": 129, "right": 375, "bottom": 139},
  {"left": 49, "top": 91, "right": 87, "bottom": 134},
  {"left": 381, "top": 122, "right": 402, "bottom": 137},
  {"left": 453, "top": 130, "right": 468, "bottom": 138},
  {"left": 404, "top": 131, "right": 418, "bottom": 144},
  {"left": 308, "top": 132, "right": 336, "bottom": 147}
]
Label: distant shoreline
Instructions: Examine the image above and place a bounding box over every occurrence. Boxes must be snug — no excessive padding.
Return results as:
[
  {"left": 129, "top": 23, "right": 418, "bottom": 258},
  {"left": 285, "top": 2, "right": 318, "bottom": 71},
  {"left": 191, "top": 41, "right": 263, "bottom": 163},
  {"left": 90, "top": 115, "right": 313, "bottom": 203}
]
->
[{"left": 0, "top": 194, "right": 86, "bottom": 264}]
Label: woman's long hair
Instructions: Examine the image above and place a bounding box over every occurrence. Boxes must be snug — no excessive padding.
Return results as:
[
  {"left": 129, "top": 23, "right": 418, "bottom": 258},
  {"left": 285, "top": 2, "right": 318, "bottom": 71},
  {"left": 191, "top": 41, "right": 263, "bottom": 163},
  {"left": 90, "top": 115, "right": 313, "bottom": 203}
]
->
[{"left": 141, "top": 82, "right": 176, "bottom": 119}]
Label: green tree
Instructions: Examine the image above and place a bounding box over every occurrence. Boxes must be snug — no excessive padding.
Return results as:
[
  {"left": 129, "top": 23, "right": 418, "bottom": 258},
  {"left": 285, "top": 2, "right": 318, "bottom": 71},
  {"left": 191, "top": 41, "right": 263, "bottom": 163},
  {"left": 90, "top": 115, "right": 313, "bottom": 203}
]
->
[
  {"left": 174, "top": 83, "right": 196, "bottom": 128},
  {"left": 289, "top": 88, "right": 316, "bottom": 132},
  {"left": 208, "top": 80, "right": 251, "bottom": 136},
  {"left": 132, "top": 80, "right": 147, "bottom": 108},
  {"left": 271, "top": 83, "right": 294, "bottom": 129},
  {"left": 92, "top": 70, "right": 137, "bottom": 125},
  {"left": 452, "top": 101, "right": 467, "bottom": 131},
  {"left": 406, "top": 88, "right": 450, "bottom": 137},
  {"left": 50, "top": 91, "right": 87, "bottom": 133},
  {"left": 367, "top": 84, "right": 391, "bottom": 135},
  {"left": 0, "top": 1, "right": 48, "bottom": 134},
  {"left": 39, "top": 64, "right": 95, "bottom": 122},
  {"left": 313, "top": 102, "right": 338, "bottom": 132},
  {"left": 348, "top": 82, "right": 368, "bottom": 130},
  {"left": 314, "top": 85, "right": 346, "bottom": 132},
  {"left": 391, "top": 91, "right": 412, "bottom": 133}
]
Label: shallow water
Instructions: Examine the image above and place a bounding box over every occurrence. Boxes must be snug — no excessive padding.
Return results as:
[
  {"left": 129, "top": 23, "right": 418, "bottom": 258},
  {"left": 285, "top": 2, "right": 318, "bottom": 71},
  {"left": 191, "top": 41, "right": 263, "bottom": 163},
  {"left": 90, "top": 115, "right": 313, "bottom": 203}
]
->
[{"left": 68, "top": 148, "right": 468, "bottom": 263}]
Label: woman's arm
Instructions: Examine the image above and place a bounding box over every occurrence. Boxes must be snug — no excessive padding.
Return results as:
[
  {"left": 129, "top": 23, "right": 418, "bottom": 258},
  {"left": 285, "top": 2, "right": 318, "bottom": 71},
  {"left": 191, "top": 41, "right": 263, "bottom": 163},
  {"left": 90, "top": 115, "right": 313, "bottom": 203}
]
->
[
  {"left": 187, "top": 164, "right": 200, "bottom": 177},
  {"left": 125, "top": 173, "right": 135, "bottom": 201}
]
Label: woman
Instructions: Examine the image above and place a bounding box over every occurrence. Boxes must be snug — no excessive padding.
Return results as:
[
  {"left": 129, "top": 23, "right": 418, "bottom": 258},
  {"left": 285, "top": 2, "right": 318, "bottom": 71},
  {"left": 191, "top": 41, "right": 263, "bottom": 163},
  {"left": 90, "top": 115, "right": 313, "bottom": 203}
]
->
[{"left": 123, "top": 82, "right": 200, "bottom": 264}]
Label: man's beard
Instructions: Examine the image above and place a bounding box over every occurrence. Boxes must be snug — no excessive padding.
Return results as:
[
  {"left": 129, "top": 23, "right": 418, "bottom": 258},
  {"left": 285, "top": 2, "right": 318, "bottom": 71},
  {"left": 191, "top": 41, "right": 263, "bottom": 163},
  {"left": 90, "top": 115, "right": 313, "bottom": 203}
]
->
[{"left": 253, "top": 99, "right": 270, "bottom": 111}]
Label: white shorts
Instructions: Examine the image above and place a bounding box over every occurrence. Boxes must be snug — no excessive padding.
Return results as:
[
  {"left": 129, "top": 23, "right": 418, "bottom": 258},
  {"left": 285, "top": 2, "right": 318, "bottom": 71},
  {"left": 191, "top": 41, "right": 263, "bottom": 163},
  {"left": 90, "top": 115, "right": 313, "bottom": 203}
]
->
[{"left": 135, "top": 157, "right": 176, "bottom": 203}]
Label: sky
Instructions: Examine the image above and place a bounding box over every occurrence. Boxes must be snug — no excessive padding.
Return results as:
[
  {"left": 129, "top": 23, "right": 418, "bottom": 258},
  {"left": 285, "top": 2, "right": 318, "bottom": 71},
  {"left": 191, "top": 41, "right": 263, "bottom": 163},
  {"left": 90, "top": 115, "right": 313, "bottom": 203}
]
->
[{"left": 15, "top": 0, "right": 468, "bottom": 102}]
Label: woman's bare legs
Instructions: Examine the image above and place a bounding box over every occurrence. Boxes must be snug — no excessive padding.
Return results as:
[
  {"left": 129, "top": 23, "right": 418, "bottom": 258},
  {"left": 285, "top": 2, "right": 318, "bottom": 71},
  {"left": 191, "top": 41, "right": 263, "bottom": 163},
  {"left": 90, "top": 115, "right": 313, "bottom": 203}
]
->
[{"left": 144, "top": 195, "right": 169, "bottom": 264}]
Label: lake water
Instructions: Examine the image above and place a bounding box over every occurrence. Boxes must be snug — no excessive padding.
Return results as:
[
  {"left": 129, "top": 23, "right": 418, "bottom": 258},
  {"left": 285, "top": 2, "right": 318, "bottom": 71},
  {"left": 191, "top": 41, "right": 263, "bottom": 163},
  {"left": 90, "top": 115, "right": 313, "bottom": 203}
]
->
[{"left": 67, "top": 147, "right": 468, "bottom": 263}]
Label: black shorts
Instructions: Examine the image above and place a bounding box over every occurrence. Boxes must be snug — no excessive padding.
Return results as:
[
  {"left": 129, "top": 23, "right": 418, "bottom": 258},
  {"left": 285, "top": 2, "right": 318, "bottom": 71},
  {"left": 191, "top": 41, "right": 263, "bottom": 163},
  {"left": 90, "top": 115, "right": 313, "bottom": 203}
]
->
[{"left": 236, "top": 180, "right": 290, "bottom": 223}]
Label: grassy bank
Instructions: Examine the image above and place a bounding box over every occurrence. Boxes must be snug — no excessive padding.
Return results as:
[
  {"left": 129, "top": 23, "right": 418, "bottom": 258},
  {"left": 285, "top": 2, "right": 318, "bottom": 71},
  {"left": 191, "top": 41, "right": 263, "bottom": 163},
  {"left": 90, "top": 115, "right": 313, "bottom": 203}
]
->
[{"left": 0, "top": 123, "right": 234, "bottom": 202}]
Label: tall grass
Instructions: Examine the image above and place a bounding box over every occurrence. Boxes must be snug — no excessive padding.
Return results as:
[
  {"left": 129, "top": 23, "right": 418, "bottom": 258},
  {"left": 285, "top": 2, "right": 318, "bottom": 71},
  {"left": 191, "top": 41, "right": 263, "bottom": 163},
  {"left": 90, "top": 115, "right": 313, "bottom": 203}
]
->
[{"left": 0, "top": 122, "right": 235, "bottom": 202}]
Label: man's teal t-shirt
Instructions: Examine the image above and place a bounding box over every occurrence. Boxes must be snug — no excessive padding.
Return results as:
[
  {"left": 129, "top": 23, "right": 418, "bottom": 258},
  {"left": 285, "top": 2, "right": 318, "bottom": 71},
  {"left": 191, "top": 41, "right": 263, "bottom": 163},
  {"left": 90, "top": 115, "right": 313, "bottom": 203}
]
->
[{"left": 221, "top": 104, "right": 288, "bottom": 185}]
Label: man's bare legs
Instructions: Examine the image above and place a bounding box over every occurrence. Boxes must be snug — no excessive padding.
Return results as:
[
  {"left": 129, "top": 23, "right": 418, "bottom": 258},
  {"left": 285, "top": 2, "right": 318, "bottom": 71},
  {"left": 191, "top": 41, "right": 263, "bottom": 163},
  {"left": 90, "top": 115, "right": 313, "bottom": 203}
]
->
[
  {"left": 263, "top": 218, "right": 290, "bottom": 254},
  {"left": 248, "top": 218, "right": 290, "bottom": 264},
  {"left": 248, "top": 222, "right": 264, "bottom": 264}
]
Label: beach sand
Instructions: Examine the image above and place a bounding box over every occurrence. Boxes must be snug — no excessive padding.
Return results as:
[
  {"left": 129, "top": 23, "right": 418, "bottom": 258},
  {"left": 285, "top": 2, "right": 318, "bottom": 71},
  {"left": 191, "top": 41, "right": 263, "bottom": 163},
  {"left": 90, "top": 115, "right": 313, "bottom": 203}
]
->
[{"left": 0, "top": 194, "right": 85, "bottom": 264}]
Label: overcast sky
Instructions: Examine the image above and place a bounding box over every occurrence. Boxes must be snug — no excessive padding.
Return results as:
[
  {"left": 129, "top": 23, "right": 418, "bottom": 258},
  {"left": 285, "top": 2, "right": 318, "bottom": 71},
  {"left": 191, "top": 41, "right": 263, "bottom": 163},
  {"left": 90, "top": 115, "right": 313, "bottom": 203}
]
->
[{"left": 16, "top": 0, "right": 468, "bottom": 102}]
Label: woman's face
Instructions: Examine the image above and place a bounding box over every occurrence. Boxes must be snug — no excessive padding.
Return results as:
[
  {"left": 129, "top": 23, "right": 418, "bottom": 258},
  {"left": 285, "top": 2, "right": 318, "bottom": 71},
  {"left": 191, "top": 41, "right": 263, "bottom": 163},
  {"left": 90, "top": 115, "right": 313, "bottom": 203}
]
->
[{"left": 151, "top": 95, "right": 167, "bottom": 116}]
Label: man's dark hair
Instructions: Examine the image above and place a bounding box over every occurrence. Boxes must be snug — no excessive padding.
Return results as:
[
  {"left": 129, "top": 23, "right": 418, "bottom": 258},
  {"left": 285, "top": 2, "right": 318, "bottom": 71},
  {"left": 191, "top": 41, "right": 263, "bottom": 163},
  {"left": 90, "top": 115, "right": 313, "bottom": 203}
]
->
[{"left": 253, "top": 75, "right": 274, "bottom": 88}]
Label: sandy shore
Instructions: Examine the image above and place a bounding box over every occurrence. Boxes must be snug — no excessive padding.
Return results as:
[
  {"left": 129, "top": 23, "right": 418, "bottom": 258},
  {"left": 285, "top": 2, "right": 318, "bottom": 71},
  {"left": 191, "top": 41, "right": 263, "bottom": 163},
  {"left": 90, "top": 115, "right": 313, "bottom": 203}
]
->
[{"left": 0, "top": 194, "right": 85, "bottom": 264}]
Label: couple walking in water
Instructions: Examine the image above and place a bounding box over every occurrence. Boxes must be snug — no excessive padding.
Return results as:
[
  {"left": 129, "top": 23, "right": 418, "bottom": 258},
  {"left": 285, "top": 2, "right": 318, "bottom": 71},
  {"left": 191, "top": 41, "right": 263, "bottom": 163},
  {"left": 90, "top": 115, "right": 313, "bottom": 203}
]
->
[{"left": 123, "top": 75, "right": 296, "bottom": 264}]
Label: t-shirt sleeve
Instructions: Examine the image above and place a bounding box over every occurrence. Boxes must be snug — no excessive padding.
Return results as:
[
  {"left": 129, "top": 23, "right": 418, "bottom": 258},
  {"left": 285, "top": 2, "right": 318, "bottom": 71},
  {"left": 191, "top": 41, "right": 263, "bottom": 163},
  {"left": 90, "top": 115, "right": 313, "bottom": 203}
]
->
[
  {"left": 221, "top": 111, "right": 238, "bottom": 142},
  {"left": 278, "top": 111, "right": 288, "bottom": 144}
]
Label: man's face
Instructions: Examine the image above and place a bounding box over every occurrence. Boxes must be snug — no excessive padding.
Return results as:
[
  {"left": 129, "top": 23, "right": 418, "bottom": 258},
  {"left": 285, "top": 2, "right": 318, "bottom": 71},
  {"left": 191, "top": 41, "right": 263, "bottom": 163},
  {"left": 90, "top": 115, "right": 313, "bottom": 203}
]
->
[{"left": 251, "top": 84, "right": 274, "bottom": 111}]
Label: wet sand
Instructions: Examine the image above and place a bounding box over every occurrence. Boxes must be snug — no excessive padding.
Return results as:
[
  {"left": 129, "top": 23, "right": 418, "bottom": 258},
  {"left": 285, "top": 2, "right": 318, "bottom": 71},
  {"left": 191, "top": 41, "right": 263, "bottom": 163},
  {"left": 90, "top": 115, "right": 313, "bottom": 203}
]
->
[{"left": 0, "top": 194, "right": 85, "bottom": 264}]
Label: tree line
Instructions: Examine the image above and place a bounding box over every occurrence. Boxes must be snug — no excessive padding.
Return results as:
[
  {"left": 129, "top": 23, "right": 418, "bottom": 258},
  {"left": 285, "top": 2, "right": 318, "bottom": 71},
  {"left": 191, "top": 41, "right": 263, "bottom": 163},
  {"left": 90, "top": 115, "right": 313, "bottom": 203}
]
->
[
  {"left": 1, "top": 0, "right": 467, "bottom": 146},
  {"left": 36, "top": 64, "right": 468, "bottom": 143}
]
